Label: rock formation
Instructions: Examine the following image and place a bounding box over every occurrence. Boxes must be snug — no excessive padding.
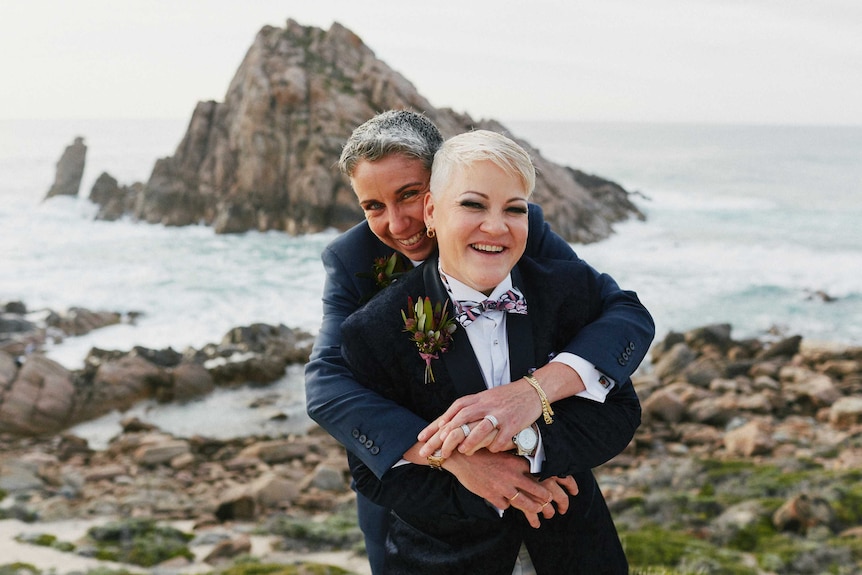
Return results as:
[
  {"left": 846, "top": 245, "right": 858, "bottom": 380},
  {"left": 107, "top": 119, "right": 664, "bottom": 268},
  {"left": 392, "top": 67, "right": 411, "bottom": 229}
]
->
[
  {"left": 89, "top": 172, "right": 142, "bottom": 221},
  {"left": 88, "top": 19, "right": 642, "bottom": 243},
  {"left": 0, "top": 301, "right": 313, "bottom": 436},
  {"left": 45, "top": 136, "right": 87, "bottom": 199}
]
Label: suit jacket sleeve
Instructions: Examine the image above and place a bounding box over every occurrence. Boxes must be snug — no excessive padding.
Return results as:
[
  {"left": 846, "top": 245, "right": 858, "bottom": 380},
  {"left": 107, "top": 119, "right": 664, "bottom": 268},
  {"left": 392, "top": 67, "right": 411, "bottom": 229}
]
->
[
  {"left": 525, "top": 203, "right": 655, "bottom": 384},
  {"left": 513, "top": 257, "right": 643, "bottom": 479},
  {"left": 304, "top": 226, "right": 428, "bottom": 479}
]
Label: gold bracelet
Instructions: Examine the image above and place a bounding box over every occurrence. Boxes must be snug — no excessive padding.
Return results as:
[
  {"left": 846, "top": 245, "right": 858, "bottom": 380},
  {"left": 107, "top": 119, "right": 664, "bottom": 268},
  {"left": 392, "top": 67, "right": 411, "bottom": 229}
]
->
[{"left": 523, "top": 374, "right": 554, "bottom": 424}]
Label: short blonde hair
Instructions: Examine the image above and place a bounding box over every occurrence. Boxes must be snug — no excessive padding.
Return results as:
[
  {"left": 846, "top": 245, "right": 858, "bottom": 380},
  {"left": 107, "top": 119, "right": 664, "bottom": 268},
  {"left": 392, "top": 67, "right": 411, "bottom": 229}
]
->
[{"left": 430, "top": 130, "right": 535, "bottom": 198}]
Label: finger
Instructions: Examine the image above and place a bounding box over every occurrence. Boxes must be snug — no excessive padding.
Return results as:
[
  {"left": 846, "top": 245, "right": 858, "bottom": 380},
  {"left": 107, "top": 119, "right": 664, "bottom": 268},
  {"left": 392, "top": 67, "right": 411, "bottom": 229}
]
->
[
  {"left": 509, "top": 491, "right": 546, "bottom": 528},
  {"left": 511, "top": 476, "right": 551, "bottom": 505},
  {"left": 559, "top": 475, "right": 579, "bottom": 498},
  {"left": 417, "top": 415, "right": 446, "bottom": 442},
  {"left": 458, "top": 416, "right": 497, "bottom": 454},
  {"left": 488, "top": 425, "right": 520, "bottom": 453},
  {"left": 542, "top": 497, "right": 556, "bottom": 519},
  {"left": 436, "top": 396, "right": 478, "bottom": 425},
  {"left": 540, "top": 480, "right": 567, "bottom": 517},
  {"left": 459, "top": 425, "right": 497, "bottom": 456},
  {"left": 439, "top": 424, "right": 470, "bottom": 458}
]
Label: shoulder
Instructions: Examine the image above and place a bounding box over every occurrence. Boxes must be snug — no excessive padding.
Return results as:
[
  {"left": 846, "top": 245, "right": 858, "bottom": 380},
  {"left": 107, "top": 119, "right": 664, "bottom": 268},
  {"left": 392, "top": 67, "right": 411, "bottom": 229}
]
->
[
  {"left": 341, "top": 265, "right": 426, "bottom": 349},
  {"left": 518, "top": 256, "right": 599, "bottom": 297},
  {"left": 527, "top": 202, "right": 546, "bottom": 228},
  {"left": 324, "top": 221, "right": 382, "bottom": 259}
]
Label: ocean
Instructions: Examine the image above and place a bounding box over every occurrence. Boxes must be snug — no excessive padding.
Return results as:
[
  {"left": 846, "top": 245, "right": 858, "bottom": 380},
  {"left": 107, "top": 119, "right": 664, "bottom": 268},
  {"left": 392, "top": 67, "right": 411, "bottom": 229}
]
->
[{"left": 2, "top": 118, "right": 860, "bottom": 446}]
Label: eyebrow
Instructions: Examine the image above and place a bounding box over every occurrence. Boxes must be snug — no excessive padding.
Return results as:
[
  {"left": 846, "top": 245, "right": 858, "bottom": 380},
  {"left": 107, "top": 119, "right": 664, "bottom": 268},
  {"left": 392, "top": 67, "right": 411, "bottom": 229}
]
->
[{"left": 459, "top": 190, "right": 526, "bottom": 201}]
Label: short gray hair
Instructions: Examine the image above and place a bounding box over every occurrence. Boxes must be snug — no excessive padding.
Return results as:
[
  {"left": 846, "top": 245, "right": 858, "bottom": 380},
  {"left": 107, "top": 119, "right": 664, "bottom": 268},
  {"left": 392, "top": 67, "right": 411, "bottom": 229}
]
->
[
  {"left": 338, "top": 110, "right": 443, "bottom": 177},
  {"left": 430, "top": 130, "right": 535, "bottom": 197}
]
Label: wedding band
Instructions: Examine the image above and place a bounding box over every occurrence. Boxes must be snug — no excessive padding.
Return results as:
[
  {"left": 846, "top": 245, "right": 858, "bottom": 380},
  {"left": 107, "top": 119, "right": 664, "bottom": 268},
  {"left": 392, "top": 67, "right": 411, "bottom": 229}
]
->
[
  {"left": 508, "top": 491, "right": 521, "bottom": 501},
  {"left": 484, "top": 414, "right": 499, "bottom": 429},
  {"left": 541, "top": 501, "right": 551, "bottom": 509},
  {"left": 460, "top": 424, "right": 471, "bottom": 437}
]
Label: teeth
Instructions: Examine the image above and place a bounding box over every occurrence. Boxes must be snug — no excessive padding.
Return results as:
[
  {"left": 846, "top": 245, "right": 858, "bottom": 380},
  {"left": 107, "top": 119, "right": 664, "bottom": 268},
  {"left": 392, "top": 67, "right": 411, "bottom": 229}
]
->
[
  {"left": 471, "top": 243, "right": 504, "bottom": 253},
  {"left": 399, "top": 231, "right": 425, "bottom": 247}
]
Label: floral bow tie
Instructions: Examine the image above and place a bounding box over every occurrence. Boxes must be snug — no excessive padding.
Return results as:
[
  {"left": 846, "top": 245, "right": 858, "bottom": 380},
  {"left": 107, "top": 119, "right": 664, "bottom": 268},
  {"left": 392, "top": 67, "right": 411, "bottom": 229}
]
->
[{"left": 454, "top": 288, "right": 528, "bottom": 327}]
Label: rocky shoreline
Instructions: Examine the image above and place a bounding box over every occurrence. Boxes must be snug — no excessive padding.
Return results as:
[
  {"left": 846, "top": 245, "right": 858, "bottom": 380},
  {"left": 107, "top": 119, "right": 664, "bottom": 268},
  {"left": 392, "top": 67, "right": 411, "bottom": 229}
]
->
[
  {"left": 3, "top": 300, "right": 862, "bottom": 574},
  {"left": 0, "top": 301, "right": 314, "bottom": 437}
]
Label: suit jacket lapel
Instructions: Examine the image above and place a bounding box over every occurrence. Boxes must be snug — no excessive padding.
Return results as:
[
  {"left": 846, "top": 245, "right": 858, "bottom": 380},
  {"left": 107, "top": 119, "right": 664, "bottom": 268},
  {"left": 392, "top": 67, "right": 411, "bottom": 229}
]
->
[
  {"left": 508, "top": 265, "right": 536, "bottom": 381},
  {"left": 422, "top": 260, "right": 487, "bottom": 398}
]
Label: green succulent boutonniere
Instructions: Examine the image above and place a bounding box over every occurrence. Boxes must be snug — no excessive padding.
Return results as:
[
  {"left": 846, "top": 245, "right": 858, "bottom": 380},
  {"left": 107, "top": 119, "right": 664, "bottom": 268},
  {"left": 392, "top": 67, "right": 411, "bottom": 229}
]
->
[{"left": 402, "top": 296, "right": 458, "bottom": 384}]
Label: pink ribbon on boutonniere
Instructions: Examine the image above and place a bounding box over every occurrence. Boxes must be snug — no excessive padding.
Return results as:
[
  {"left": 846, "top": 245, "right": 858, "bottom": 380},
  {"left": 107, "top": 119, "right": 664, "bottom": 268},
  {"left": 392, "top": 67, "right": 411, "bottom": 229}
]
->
[{"left": 402, "top": 296, "right": 458, "bottom": 384}]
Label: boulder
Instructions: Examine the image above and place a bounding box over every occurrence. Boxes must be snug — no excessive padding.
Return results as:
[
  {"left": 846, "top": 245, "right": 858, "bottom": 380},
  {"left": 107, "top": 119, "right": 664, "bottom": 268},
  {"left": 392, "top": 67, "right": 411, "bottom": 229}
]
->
[
  {"left": 0, "top": 355, "right": 75, "bottom": 435},
  {"left": 829, "top": 396, "right": 862, "bottom": 429},
  {"left": 723, "top": 419, "right": 776, "bottom": 457}
]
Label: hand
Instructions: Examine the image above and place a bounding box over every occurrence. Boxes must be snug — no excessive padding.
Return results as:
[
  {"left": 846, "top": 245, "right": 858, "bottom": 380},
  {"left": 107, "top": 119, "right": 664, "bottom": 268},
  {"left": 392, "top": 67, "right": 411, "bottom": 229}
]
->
[
  {"left": 443, "top": 450, "right": 578, "bottom": 528},
  {"left": 539, "top": 475, "right": 579, "bottom": 516},
  {"left": 418, "top": 378, "right": 541, "bottom": 457},
  {"left": 504, "top": 475, "right": 580, "bottom": 527}
]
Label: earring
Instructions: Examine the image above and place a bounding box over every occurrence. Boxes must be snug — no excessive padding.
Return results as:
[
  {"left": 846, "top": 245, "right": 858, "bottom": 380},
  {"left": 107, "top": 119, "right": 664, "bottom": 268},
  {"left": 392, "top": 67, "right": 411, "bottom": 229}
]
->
[{"left": 426, "top": 228, "right": 436, "bottom": 238}]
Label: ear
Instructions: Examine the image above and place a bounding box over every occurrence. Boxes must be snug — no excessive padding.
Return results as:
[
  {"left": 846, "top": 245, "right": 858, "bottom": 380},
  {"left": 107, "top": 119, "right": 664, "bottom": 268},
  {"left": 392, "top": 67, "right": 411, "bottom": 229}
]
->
[{"left": 424, "top": 192, "right": 435, "bottom": 229}]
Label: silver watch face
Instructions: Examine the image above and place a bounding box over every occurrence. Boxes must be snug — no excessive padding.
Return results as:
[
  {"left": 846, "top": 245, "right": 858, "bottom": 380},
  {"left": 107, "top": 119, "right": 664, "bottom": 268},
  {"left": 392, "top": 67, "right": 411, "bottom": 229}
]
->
[{"left": 516, "top": 427, "right": 538, "bottom": 451}]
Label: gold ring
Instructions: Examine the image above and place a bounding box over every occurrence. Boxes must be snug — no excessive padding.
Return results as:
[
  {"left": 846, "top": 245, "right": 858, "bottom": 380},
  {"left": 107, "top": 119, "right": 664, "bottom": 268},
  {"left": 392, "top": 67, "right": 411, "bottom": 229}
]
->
[
  {"left": 541, "top": 501, "right": 551, "bottom": 509},
  {"left": 508, "top": 491, "right": 521, "bottom": 501}
]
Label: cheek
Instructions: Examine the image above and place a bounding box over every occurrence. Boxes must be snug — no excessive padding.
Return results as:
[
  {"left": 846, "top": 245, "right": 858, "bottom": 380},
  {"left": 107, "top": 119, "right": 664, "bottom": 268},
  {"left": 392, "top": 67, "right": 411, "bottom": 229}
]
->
[
  {"left": 404, "top": 203, "right": 426, "bottom": 227},
  {"left": 366, "top": 215, "right": 389, "bottom": 238}
]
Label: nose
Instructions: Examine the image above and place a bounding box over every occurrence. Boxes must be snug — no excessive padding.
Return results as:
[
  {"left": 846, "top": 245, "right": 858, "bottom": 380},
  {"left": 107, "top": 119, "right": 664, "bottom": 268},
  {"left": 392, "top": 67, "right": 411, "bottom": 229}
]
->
[
  {"left": 479, "top": 210, "right": 508, "bottom": 234},
  {"left": 388, "top": 204, "right": 412, "bottom": 235}
]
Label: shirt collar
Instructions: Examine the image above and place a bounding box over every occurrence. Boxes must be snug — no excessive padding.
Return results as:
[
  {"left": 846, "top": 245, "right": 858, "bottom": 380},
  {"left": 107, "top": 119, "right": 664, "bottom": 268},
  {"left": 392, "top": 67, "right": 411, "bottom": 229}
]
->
[{"left": 438, "top": 262, "right": 514, "bottom": 304}]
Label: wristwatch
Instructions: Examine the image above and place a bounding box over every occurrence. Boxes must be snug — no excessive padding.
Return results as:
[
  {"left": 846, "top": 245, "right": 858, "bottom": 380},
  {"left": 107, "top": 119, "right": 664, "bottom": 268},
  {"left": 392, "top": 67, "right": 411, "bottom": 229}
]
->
[
  {"left": 513, "top": 425, "right": 539, "bottom": 456},
  {"left": 427, "top": 449, "right": 446, "bottom": 470}
]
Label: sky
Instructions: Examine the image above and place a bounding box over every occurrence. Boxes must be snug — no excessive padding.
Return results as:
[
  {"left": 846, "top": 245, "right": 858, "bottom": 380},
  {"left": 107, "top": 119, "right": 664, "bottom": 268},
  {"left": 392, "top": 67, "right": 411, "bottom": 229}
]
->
[{"left": 2, "top": 0, "right": 861, "bottom": 125}]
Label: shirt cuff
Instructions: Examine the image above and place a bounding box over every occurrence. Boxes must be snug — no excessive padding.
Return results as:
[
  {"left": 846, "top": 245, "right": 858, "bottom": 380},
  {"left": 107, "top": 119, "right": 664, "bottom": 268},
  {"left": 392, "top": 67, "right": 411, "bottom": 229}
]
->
[
  {"left": 524, "top": 429, "right": 545, "bottom": 474},
  {"left": 551, "top": 353, "right": 614, "bottom": 403}
]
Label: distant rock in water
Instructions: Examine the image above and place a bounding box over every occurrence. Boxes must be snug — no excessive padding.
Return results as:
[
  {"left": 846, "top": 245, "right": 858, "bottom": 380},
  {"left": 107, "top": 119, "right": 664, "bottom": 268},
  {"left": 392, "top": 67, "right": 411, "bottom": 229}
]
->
[
  {"left": 45, "top": 136, "right": 87, "bottom": 199},
  {"left": 90, "top": 171, "right": 143, "bottom": 221},
  {"left": 89, "top": 19, "right": 643, "bottom": 243}
]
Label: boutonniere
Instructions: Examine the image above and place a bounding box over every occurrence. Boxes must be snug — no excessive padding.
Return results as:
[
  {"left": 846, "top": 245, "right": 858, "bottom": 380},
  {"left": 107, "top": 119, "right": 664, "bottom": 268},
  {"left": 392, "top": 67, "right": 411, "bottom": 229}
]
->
[
  {"left": 357, "top": 253, "right": 408, "bottom": 303},
  {"left": 402, "top": 296, "right": 457, "bottom": 384}
]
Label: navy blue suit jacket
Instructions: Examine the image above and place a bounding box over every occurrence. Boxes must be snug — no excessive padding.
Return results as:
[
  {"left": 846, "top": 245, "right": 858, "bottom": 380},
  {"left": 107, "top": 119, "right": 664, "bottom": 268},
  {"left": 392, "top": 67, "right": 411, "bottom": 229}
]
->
[
  {"left": 305, "top": 204, "right": 654, "bottom": 479},
  {"left": 341, "top": 255, "right": 637, "bottom": 574}
]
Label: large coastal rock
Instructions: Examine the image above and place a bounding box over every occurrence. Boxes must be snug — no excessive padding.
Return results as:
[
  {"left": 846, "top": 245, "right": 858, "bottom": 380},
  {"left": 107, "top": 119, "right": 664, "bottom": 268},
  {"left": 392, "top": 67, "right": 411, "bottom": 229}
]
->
[
  {"left": 90, "top": 19, "right": 642, "bottom": 243},
  {"left": 45, "top": 136, "right": 87, "bottom": 199}
]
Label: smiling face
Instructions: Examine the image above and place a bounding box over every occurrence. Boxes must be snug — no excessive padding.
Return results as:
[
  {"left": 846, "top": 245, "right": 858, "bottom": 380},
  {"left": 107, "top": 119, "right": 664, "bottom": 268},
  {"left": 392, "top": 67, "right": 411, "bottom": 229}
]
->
[
  {"left": 425, "top": 160, "right": 529, "bottom": 295},
  {"left": 351, "top": 154, "right": 437, "bottom": 261}
]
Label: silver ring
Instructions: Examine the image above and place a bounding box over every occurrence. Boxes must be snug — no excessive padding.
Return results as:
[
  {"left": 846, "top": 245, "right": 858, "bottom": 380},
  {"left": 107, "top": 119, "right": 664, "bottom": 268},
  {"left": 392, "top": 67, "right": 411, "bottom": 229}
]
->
[
  {"left": 460, "top": 424, "right": 471, "bottom": 437},
  {"left": 483, "top": 414, "right": 499, "bottom": 429}
]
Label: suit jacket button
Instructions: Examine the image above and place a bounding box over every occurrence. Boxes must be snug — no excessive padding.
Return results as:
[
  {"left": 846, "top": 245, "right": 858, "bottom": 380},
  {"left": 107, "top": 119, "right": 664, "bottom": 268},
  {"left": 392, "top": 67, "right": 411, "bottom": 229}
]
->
[
  {"left": 370, "top": 446, "right": 380, "bottom": 455},
  {"left": 365, "top": 439, "right": 374, "bottom": 449},
  {"left": 618, "top": 358, "right": 626, "bottom": 366},
  {"left": 351, "top": 429, "right": 360, "bottom": 438},
  {"left": 358, "top": 434, "right": 367, "bottom": 443},
  {"left": 629, "top": 342, "right": 636, "bottom": 351}
]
